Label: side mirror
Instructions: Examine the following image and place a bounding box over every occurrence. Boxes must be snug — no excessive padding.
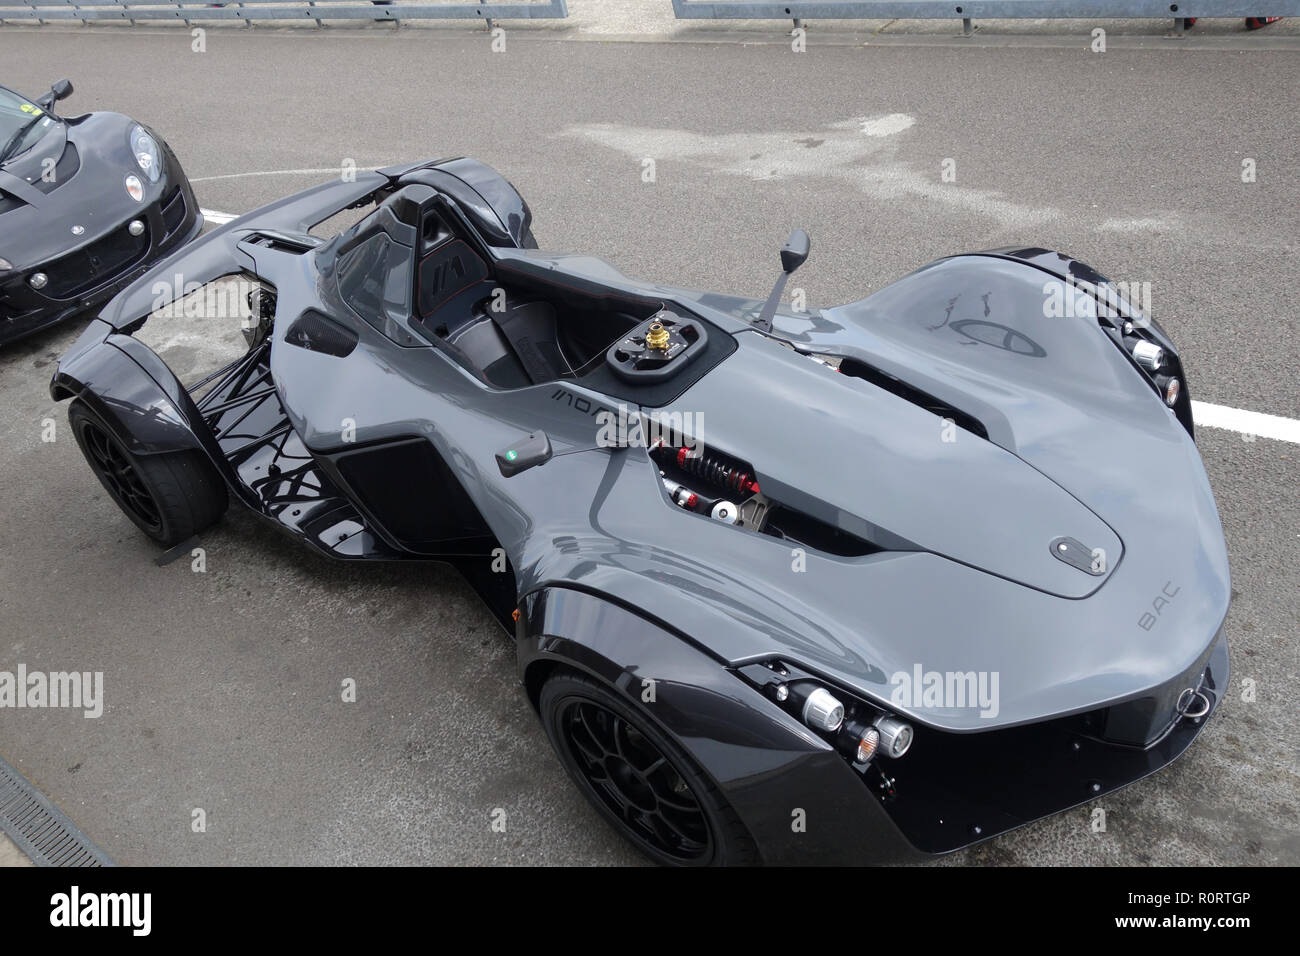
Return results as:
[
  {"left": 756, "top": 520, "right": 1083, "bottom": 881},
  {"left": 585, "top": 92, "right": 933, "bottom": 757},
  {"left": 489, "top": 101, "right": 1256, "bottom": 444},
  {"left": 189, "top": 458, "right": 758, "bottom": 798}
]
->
[
  {"left": 755, "top": 228, "right": 811, "bottom": 333},
  {"left": 36, "top": 79, "right": 73, "bottom": 112},
  {"left": 780, "top": 229, "right": 810, "bottom": 274},
  {"left": 495, "top": 431, "right": 553, "bottom": 478}
]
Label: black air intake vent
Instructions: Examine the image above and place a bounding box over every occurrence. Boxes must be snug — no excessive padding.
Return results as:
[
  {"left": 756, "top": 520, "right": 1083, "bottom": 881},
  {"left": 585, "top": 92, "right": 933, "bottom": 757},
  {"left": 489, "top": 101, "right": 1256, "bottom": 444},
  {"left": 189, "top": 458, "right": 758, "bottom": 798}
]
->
[
  {"left": 161, "top": 184, "right": 187, "bottom": 236},
  {"left": 761, "top": 506, "right": 881, "bottom": 558},
  {"left": 244, "top": 232, "right": 320, "bottom": 254},
  {"left": 649, "top": 443, "right": 881, "bottom": 557},
  {"left": 285, "top": 310, "right": 358, "bottom": 358},
  {"left": 837, "top": 357, "right": 988, "bottom": 440},
  {"left": 32, "top": 143, "right": 80, "bottom": 195}
]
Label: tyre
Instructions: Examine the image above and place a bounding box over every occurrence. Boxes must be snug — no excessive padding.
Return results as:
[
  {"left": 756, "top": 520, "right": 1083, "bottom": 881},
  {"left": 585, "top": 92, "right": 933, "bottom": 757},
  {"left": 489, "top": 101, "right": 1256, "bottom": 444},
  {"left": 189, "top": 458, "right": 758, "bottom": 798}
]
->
[
  {"left": 539, "top": 669, "right": 757, "bottom": 866},
  {"left": 68, "top": 400, "right": 228, "bottom": 547}
]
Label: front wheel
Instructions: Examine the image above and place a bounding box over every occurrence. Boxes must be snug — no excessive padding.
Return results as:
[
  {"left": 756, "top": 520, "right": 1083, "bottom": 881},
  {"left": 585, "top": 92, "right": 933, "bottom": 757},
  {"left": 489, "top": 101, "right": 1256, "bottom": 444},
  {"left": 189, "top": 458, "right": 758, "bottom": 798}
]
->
[
  {"left": 539, "top": 669, "right": 757, "bottom": 866},
  {"left": 69, "top": 400, "right": 228, "bottom": 547}
]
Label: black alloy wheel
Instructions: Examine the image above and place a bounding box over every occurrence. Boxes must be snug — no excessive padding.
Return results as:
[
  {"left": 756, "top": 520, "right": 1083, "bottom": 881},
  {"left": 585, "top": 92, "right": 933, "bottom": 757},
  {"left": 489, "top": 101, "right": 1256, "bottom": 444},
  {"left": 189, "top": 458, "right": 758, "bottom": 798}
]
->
[{"left": 78, "top": 414, "right": 163, "bottom": 533}]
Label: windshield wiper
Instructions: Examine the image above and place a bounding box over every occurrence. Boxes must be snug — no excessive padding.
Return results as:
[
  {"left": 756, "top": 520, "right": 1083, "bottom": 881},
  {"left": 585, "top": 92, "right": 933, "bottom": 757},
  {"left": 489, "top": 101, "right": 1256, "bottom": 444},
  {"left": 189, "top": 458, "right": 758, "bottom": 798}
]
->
[{"left": 0, "top": 116, "right": 43, "bottom": 165}]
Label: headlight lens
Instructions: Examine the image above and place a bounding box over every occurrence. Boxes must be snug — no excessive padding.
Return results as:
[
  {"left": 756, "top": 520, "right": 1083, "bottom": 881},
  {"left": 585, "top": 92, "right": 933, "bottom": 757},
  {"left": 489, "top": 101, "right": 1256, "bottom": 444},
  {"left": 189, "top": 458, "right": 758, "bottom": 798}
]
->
[
  {"left": 1131, "top": 339, "right": 1165, "bottom": 372},
  {"left": 875, "top": 716, "right": 914, "bottom": 758},
  {"left": 801, "top": 687, "right": 845, "bottom": 733},
  {"left": 124, "top": 175, "right": 144, "bottom": 202},
  {"left": 0, "top": 257, "right": 13, "bottom": 271},
  {"left": 130, "top": 124, "right": 162, "bottom": 183}
]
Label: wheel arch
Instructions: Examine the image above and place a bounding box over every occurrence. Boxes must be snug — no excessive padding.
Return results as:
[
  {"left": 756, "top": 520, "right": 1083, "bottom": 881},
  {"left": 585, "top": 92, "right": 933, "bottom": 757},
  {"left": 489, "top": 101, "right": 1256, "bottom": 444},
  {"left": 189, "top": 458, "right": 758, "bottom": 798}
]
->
[
  {"left": 50, "top": 322, "right": 209, "bottom": 458},
  {"left": 516, "top": 585, "right": 919, "bottom": 865}
]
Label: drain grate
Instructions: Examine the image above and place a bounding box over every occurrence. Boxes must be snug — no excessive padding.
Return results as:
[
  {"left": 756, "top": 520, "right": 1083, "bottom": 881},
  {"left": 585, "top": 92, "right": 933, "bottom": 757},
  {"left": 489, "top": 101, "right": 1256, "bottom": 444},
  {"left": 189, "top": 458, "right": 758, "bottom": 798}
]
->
[{"left": 0, "top": 754, "right": 114, "bottom": 867}]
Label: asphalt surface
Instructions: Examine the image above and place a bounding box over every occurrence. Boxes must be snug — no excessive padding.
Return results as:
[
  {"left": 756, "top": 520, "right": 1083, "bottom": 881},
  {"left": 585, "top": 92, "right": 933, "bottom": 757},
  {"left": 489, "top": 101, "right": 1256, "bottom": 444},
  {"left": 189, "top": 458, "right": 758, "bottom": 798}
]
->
[{"left": 0, "top": 26, "right": 1297, "bottom": 866}]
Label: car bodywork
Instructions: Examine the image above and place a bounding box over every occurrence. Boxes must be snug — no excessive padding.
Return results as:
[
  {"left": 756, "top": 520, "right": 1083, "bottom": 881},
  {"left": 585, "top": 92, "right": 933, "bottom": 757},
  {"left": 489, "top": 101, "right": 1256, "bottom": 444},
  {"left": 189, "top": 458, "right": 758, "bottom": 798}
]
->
[
  {"left": 51, "top": 159, "right": 1230, "bottom": 864},
  {"left": 0, "top": 81, "right": 201, "bottom": 344}
]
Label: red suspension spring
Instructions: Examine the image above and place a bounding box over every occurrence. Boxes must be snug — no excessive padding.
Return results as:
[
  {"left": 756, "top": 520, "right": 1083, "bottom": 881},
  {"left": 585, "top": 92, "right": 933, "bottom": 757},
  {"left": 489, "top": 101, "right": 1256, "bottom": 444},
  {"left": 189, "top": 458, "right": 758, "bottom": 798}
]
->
[{"left": 672, "top": 447, "right": 760, "bottom": 496}]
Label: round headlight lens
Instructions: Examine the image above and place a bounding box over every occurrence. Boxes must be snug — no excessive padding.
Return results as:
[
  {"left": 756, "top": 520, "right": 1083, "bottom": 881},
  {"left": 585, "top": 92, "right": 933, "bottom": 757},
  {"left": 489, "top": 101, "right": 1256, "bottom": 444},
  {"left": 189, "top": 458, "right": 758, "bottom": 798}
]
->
[
  {"left": 130, "top": 125, "right": 162, "bottom": 183},
  {"left": 124, "top": 174, "right": 144, "bottom": 202},
  {"left": 801, "top": 687, "right": 845, "bottom": 733},
  {"left": 875, "top": 716, "right": 914, "bottom": 758},
  {"left": 29, "top": 272, "right": 49, "bottom": 290},
  {"left": 1131, "top": 340, "right": 1165, "bottom": 372}
]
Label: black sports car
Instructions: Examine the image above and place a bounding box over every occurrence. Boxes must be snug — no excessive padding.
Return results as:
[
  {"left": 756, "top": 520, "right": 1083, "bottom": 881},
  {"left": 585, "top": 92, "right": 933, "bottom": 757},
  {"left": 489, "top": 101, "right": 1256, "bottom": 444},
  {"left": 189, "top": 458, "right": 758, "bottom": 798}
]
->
[
  {"left": 52, "top": 159, "right": 1229, "bottom": 866},
  {"left": 0, "top": 79, "right": 201, "bottom": 345}
]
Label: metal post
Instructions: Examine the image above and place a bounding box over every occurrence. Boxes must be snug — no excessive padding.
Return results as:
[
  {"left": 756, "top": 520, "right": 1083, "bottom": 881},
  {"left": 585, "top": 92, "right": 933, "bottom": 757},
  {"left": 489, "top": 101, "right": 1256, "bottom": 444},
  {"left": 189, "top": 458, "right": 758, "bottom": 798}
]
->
[
  {"left": 793, "top": 17, "right": 803, "bottom": 31},
  {"left": 1171, "top": 16, "right": 1184, "bottom": 36},
  {"left": 308, "top": 0, "right": 322, "bottom": 27},
  {"left": 962, "top": 16, "right": 973, "bottom": 36}
]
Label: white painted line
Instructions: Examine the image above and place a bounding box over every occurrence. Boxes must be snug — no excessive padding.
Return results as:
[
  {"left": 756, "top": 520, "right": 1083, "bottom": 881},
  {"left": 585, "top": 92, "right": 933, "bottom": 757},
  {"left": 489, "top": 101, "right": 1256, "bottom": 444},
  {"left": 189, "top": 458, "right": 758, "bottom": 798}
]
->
[
  {"left": 190, "top": 166, "right": 378, "bottom": 184},
  {"left": 200, "top": 208, "right": 238, "bottom": 225},
  {"left": 1192, "top": 400, "right": 1300, "bottom": 444}
]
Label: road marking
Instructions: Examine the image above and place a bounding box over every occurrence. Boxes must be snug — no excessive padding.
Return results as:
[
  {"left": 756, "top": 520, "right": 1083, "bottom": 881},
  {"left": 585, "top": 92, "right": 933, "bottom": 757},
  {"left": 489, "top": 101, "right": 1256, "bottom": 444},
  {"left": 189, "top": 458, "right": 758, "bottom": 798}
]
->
[
  {"left": 200, "top": 207, "right": 238, "bottom": 225},
  {"left": 190, "top": 166, "right": 377, "bottom": 183},
  {"left": 1192, "top": 401, "right": 1300, "bottom": 443}
]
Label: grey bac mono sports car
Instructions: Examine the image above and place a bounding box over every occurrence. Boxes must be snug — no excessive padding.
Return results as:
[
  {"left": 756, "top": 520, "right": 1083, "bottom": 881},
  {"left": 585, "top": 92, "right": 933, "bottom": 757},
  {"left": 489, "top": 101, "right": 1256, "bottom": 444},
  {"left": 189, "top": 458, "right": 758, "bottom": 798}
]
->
[{"left": 51, "top": 158, "right": 1230, "bottom": 866}]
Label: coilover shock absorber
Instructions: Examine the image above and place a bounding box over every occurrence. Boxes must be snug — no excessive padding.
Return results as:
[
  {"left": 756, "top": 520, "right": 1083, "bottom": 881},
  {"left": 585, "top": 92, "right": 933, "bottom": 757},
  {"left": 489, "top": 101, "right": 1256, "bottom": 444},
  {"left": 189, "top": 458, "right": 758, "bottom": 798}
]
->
[
  {"left": 650, "top": 444, "right": 759, "bottom": 496},
  {"left": 668, "top": 446, "right": 761, "bottom": 497}
]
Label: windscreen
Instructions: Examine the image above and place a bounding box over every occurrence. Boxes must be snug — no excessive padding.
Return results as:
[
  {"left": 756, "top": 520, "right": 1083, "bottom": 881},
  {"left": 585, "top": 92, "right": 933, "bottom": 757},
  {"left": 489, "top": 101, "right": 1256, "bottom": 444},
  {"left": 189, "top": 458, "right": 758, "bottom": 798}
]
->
[{"left": 0, "top": 88, "right": 57, "bottom": 163}]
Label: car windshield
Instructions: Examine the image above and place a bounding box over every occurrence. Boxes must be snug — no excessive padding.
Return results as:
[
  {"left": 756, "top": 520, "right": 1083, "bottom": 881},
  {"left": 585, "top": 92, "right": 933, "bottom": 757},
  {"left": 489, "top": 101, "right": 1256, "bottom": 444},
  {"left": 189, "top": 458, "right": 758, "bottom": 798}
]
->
[{"left": 0, "top": 87, "right": 57, "bottom": 164}]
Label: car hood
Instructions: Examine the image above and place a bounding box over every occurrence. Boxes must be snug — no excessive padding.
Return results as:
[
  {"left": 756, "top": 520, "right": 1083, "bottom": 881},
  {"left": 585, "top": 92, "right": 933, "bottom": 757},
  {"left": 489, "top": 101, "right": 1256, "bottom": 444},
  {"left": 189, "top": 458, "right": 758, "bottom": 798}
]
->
[
  {"left": 0, "top": 112, "right": 158, "bottom": 271},
  {"left": 513, "top": 255, "right": 1230, "bottom": 731}
]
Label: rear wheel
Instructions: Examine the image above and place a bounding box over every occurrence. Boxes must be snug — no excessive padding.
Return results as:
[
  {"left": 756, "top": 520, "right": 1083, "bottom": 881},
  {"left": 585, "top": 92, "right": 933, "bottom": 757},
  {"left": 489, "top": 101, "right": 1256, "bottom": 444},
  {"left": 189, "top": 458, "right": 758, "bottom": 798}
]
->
[
  {"left": 69, "top": 400, "right": 228, "bottom": 547},
  {"left": 539, "top": 669, "right": 757, "bottom": 866}
]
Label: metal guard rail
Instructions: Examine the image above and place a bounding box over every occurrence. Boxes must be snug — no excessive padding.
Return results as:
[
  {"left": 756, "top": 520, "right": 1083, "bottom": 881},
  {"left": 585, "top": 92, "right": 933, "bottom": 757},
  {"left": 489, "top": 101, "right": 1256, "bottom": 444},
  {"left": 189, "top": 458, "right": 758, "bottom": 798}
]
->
[{"left": 0, "top": 0, "right": 569, "bottom": 26}]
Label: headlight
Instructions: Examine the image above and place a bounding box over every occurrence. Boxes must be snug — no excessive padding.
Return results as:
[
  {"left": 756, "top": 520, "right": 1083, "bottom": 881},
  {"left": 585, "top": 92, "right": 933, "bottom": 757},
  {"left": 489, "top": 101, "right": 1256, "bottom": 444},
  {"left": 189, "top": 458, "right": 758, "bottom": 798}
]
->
[
  {"left": 124, "top": 175, "right": 144, "bottom": 203},
  {"left": 0, "top": 257, "right": 13, "bottom": 272},
  {"left": 737, "top": 661, "right": 914, "bottom": 767},
  {"left": 129, "top": 124, "right": 162, "bottom": 183},
  {"left": 801, "top": 687, "right": 845, "bottom": 733},
  {"left": 875, "top": 715, "right": 914, "bottom": 758},
  {"left": 1131, "top": 340, "right": 1164, "bottom": 372}
]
